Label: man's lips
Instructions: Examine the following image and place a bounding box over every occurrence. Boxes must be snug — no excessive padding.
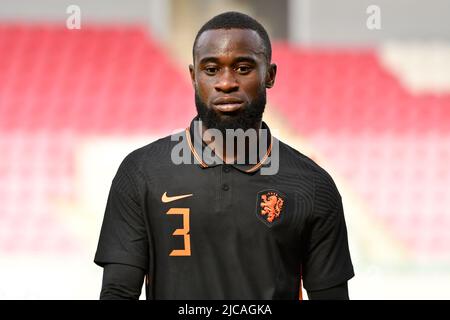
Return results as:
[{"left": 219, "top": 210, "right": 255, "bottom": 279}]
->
[
  {"left": 213, "top": 102, "right": 244, "bottom": 113},
  {"left": 212, "top": 97, "right": 245, "bottom": 113}
]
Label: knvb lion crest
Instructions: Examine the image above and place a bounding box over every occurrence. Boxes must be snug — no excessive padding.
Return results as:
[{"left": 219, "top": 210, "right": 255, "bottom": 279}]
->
[{"left": 256, "top": 189, "right": 285, "bottom": 227}]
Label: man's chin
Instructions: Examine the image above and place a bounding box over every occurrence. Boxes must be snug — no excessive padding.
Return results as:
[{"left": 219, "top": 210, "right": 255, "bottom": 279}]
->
[
  {"left": 200, "top": 109, "right": 239, "bottom": 127},
  {"left": 195, "top": 95, "right": 265, "bottom": 133},
  {"left": 213, "top": 110, "right": 241, "bottom": 121}
]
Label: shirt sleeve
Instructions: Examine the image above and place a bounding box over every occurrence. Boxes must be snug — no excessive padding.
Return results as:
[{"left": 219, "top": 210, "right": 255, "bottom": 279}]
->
[
  {"left": 100, "top": 263, "right": 146, "bottom": 300},
  {"left": 94, "top": 155, "right": 149, "bottom": 270},
  {"left": 302, "top": 174, "right": 354, "bottom": 291},
  {"left": 307, "top": 281, "right": 349, "bottom": 300}
]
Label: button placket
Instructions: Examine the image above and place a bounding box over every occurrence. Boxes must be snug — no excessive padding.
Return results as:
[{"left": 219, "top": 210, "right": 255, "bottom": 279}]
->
[
  {"left": 221, "top": 165, "right": 233, "bottom": 213},
  {"left": 213, "top": 165, "right": 233, "bottom": 215},
  {"left": 222, "top": 165, "right": 231, "bottom": 192}
]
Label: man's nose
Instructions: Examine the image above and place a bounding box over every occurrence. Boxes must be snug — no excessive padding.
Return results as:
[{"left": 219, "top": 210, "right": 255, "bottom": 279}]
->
[{"left": 214, "top": 69, "right": 239, "bottom": 92}]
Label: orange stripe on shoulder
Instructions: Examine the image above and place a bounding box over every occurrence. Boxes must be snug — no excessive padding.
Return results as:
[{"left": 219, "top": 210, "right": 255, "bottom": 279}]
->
[{"left": 246, "top": 136, "right": 273, "bottom": 173}]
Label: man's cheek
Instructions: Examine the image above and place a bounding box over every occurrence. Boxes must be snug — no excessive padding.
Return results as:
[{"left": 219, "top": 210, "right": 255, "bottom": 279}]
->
[
  {"left": 195, "top": 84, "right": 206, "bottom": 98},
  {"left": 199, "top": 89, "right": 213, "bottom": 105}
]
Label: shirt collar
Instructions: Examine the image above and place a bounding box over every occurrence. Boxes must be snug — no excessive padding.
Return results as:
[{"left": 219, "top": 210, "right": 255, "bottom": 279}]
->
[{"left": 185, "top": 115, "right": 273, "bottom": 174}]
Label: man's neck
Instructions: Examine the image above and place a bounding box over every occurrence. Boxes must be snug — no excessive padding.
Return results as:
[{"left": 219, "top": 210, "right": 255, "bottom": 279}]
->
[{"left": 200, "top": 121, "right": 263, "bottom": 164}]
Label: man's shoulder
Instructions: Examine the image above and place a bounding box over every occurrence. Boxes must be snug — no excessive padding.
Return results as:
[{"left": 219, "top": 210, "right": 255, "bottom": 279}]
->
[
  {"left": 278, "top": 139, "right": 339, "bottom": 192},
  {"left": 279, "top": 140, "right": 342, "bottom": 213},
  {"left": 119, "top": 130, "right": 183, "bottom": 172}
]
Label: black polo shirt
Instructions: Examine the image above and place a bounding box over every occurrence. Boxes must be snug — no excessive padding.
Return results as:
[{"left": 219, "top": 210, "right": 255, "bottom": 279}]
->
[{"left": 94, "top": 116, "right": 354, "bottom": 299}]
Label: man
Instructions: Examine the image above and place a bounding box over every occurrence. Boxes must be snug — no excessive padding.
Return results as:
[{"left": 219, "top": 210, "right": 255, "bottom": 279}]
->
[{"left": 94, "top": 11, "right": 354, "bottom": 300}]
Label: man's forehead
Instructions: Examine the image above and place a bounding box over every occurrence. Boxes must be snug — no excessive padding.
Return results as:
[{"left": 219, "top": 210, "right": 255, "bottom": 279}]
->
[{"left": 195, "top": 28, "right": 265, "bottom": 59}]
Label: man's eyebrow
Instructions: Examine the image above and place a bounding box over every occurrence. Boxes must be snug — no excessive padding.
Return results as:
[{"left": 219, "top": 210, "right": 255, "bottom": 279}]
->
[
  {"left": 198, "top": 56, "right": 220, "bottom": 65},
  {"left": 233, "top": 56, "right": 257, "bottom": 64},
  {"left": 198, "top": 55, "right": 258, "bottom": 65}
]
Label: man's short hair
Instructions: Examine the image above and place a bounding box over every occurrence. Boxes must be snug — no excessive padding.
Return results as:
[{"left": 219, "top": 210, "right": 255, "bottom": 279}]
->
[{"left": 192, "top": 11, "right": 272, "bottom": 63}]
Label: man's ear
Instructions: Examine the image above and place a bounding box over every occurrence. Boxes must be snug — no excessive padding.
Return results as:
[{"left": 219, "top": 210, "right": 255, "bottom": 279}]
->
[
  {"left": 189, "top": 64, "right": 196, "bottom": 89},
  {"left": 265, "top": 63, "right": 277, "bottom": 89}
]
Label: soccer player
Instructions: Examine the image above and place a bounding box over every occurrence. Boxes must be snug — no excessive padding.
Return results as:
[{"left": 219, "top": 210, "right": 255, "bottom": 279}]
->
[{"left": 94, "top": 11, "right": 354, "bottom": 300}]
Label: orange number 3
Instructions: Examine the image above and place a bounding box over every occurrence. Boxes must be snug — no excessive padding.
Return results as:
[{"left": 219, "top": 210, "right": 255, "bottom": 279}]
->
[{"left": 166, "top": 208, "right": 191, "bottom": 256}]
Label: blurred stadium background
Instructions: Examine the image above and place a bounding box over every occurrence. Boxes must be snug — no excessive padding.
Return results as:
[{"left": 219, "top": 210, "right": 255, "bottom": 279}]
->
[{"left": 0, "top": 0, "right": 449, "bottom": 299}]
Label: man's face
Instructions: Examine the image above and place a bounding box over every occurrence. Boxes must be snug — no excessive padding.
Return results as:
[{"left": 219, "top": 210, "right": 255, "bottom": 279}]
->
[{"left": 190, "top": 28, "right": 276, "bottom": 133}]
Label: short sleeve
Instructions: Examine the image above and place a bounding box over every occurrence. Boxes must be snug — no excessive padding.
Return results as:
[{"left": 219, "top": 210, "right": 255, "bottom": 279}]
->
[
  {"left": 302, "top": 175, "right": 354, "bottom": 291},
  {"left": 94, "top": 155, "right": 149, "bottom": 271}
]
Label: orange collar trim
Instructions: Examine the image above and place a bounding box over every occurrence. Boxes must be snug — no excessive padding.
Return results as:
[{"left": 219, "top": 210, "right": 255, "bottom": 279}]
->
[
  {"left": 185, "top": 127, "right": 273, "bottom": 173},
  {"left": 185, "top": 127, "right": 208, "bottom": 168}
]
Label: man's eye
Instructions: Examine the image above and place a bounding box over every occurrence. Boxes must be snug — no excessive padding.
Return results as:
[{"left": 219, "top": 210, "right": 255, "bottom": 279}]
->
[
  {"left": 236, "top": 66, "right": 252, "bottom": 74},
  {"left": 205, "top": 67, "right": 218, "bottom": 75}
]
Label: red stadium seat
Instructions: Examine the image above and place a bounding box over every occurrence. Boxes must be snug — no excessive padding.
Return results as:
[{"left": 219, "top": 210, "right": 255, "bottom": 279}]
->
[{"left": 270, "top": 43, "right": 450, "bottom": 258}]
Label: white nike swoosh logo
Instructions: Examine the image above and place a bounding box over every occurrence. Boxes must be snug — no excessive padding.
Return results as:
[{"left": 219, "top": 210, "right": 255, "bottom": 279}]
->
[{"left": 161, "top": 192, "right": 193, "bottom": 203}]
